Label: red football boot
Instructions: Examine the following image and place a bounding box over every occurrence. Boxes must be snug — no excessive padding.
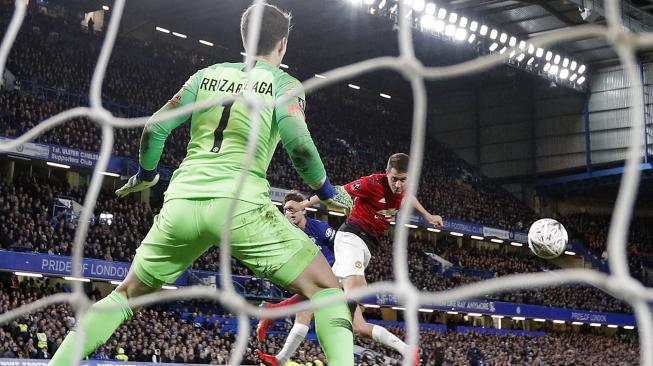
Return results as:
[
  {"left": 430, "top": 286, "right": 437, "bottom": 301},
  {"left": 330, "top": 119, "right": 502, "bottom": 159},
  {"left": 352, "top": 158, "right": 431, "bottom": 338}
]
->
[
  {"left": 256, "top": 302, "right": 274, "bottom": 343},
  {"left": 256, "top": 349, "right": 280, "bottom": 366}
]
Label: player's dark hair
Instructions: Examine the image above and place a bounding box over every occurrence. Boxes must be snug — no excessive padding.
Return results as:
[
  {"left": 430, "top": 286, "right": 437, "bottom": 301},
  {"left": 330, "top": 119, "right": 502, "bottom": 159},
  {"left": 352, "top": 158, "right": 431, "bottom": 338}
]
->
[
  {"left": 240, "top": 4, "right": 291, "bottom": 56},
  {"left": 284, "top": 190, "right": 306, "bottom": 205},
  {"left": 387, "top": 153, "right": 410, "bottom": 173}
]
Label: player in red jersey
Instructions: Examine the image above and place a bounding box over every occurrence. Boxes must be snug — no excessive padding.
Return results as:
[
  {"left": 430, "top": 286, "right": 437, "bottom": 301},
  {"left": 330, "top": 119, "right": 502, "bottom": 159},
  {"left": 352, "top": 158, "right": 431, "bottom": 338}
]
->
[{"left": 257, "top": 153, "right": 441, "bottom": 365}]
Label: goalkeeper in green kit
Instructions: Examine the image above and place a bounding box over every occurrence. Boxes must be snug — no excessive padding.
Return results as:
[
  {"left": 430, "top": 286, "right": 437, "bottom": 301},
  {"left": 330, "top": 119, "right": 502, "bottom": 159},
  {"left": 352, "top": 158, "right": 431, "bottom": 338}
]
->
[{"left": 48, "top": 4, "right": 355, "bottom": 365}]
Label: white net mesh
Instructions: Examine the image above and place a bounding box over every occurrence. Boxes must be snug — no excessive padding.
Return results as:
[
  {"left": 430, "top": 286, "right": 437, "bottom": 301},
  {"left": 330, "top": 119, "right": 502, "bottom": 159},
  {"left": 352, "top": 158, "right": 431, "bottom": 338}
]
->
[{"left": 0, "top": 0, "right": 652, "bottom": 365}]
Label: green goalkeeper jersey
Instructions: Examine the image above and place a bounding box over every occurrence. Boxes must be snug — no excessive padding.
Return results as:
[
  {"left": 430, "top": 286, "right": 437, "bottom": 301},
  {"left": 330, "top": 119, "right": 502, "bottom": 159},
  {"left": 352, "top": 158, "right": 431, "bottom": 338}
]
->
[{"left": 138, "top": 60, "right": 326, "bottom": 204}]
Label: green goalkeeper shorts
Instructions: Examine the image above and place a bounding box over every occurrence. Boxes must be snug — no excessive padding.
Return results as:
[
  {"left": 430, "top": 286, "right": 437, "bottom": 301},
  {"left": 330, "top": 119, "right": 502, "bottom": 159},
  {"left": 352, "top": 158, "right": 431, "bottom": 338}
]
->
[{"left": 132, "top": 198, "right": 319, "bottom": 289}]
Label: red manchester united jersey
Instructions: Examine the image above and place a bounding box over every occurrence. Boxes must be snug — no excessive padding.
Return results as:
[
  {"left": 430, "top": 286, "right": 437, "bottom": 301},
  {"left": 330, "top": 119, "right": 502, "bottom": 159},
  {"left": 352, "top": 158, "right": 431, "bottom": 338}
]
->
[{"left": 343, "top": 173, "right": 405, "bottom": 239}]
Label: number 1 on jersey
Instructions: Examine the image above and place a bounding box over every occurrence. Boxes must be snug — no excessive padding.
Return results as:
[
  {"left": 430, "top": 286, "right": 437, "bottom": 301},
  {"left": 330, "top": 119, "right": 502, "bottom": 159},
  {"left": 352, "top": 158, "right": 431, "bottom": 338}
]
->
[{"left": 211, "top": 103, "right": 232, "bottom": 153}]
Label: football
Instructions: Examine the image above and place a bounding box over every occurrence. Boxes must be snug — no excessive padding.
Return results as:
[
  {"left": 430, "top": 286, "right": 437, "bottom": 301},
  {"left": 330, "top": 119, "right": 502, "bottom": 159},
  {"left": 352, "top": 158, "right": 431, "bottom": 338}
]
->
[{"left": 528, "top": 218, "right": 568, "bottom": 259}]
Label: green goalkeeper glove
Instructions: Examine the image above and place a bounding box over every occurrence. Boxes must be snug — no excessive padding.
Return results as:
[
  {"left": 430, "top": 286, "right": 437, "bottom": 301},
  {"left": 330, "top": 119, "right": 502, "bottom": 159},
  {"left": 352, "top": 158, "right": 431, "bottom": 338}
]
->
[
  {"left": 115, "top": 171, "right": 160, "bottom": 198},
  {"left": 321, "top": 185, "right": 353, "bottom": 215}
]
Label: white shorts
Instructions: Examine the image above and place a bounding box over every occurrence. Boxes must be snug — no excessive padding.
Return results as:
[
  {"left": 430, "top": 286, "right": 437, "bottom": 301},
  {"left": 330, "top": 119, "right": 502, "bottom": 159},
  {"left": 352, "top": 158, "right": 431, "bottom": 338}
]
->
[{"left": 331, "top": 230, "right": 372, "bottom": 279}]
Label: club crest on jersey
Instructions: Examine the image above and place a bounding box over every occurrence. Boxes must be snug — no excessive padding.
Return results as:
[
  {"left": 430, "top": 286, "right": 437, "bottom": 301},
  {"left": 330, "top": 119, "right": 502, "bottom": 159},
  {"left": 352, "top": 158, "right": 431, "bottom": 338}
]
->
[{"left": 355, "top": 261, "right": 363, "bottom": 269}]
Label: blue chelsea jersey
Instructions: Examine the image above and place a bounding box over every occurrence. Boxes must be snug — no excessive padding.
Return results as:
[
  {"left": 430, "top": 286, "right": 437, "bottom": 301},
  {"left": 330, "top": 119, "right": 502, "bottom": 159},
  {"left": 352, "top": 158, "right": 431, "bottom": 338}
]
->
[{"left": 304, "top": 217, "right": 336, "bottom": 264}]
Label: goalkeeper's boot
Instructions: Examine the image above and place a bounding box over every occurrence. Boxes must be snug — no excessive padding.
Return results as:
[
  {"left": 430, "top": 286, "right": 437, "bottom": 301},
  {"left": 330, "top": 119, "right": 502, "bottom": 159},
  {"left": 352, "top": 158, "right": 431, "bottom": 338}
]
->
[
  {"left": 256, "top": 301, "right": 274, "bottom": 343},
  {"left": 256, "top": 349, "right": 280, "bottom": 366}
]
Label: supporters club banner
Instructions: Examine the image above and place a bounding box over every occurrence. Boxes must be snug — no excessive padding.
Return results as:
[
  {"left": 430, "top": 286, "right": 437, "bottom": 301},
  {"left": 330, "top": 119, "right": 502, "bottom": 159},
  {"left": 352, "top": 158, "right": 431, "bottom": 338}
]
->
[
  {"left": 370, "top": 293, "right": 636, "bottom": 326},
  {"left": 0, "top": 136, "right": 124, "bottom": 173}
]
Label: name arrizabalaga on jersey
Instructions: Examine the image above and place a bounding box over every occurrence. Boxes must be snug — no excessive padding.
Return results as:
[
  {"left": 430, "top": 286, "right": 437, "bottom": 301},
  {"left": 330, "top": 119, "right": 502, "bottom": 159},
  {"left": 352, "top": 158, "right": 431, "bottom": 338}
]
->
[{"left": 199, "top": 77, "right": 273, "bottom": 96}]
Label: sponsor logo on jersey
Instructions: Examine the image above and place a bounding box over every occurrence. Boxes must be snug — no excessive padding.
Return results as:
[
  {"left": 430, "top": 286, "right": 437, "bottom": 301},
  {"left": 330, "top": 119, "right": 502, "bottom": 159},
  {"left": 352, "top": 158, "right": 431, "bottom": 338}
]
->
[
  {"left": 326, "top": 227, "right": 335, "bottom": 240},
  {"left": 355, "top": 260, "right": 363, "bottom": 269}
]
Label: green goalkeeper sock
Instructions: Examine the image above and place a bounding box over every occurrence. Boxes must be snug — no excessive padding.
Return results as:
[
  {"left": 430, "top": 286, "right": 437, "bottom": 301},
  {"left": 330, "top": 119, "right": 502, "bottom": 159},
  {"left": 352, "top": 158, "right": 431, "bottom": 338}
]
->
[
  {"left": 48, "top": 291, "right": 133, "bottom": 366},
  {"left": 312, "top": 288, "right": 354, "bottom": 365}
]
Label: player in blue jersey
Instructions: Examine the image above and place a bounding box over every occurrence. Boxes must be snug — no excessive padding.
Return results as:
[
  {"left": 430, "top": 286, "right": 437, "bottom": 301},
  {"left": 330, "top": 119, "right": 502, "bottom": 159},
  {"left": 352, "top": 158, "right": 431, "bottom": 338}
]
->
[{"left": 256, "top": 191, "right": 336, "bottom": 366}]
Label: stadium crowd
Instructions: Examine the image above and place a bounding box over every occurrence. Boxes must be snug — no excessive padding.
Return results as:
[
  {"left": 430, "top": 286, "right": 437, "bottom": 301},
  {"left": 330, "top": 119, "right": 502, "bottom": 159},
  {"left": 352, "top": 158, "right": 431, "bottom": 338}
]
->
[
  {"left": 0, "top": 175, "right": 632, "bottom": 313},
  {"left": 0, "top": 277, "right": 639, "bottom": 365}
]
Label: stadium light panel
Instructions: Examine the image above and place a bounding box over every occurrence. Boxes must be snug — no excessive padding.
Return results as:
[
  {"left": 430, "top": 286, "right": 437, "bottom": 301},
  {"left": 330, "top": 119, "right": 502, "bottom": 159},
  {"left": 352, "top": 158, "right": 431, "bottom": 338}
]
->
[
  {"left": 470, "top": 235, "right": 484, "bottom": 240},
  {"left": 536, "top": 48, "right": 544, "bottom": 57},
  {"left": 412, "top": 0, "right": 425, "bottom": 12},
  {"left": 446, "top": 311, "right": 459, "bottom": 315},
  {"left": 433, "top": 20, "right": 445, "bottom": 32},
  {"left": 490, "top": 238, "right": 504, "bottom": 243},
  {"left": 449, "top": 232, "right": 464, "bottom": 237},
  {"left": 589, "top": 323, "right": 602, "bottom": 327},
  {"left": 508, "top": 49, "right": 516, "bottom": 58},
  {"left": 305, "top": 207, "right": 318, "bottom": 212},
  {"left": 315, "top": 73, "right": 327, "bottom": 79},
  {"left": 510, "top": 242, "right": 524, "bottom": 247},
  {"left": 572, "top": 321, "right": 584, "bottom": 325},
  {"left": 455, "top": 28, "right": 467, "bottom": 41},
  {"left": 14, "top": 272, "right": 43, "bottom": 278},
  {"left": 329, "top": 211, "right": 346, "bottom": 216},
  {"left": 470, "top": 21, "right": 478, "bottom": 32},
  {"left": 425, "top": 2, "right": 435, "bottom": 15},
  {"left": 512, "top": 316, "right": 526, "bottom": 320},
  {"left": 348, "top": 83, "right": 361, "bottom": 90},
  {"left": 198, "top": 39, "right": 213, "bottom": 47},
  {"left": 467, "top": 313, "right": 483, "bottom": 317},
  {"left": 545, "top": 51, "right": 552, "bottom": 61},
  {"left": 172, "top": 32, "right": 187, "bottom": 39},
  {"left": 420, "top": 15, "right": 435, "bottom": 29},
  {"left": 543, "top": 63, "right": 551, "bottom": 72},
  {"left": 64, "top": 276, "right": 90, "bottom": 282},
  {"left": 608, "top": 324, "right": 618, "bottom": 328},
  {"left": 570, "top": 61, "right": 578, "bottom": 70},
  {"left": 102, "top": 5, "right": 109, "bottom": 10},
  {"left": 499, "top": 47, "right": 507, "bottom": 54},
  {"left": 516, "top": 53, "right": 525, "bottom": 62},
  {"left": 489, "top": 29, "right": 498, "bottom": 40},
  {"left": 240, "top": 52, "right": 247, "bottom": 56},
  {"left": 378, "top": 0, "right": 387, "bottom": 8},
  {"left": 448, "top": 12, "right": 458, "bottom": 23},
  {"left": 419, "top": 308, "right": 434, "bottom": 313},
  {"left": 444, "top": 24, "right": 456, "bottom": 37},
  {"left": 380, "top": 93, "right": 392, "bottom": 99},
  {"left": 110, "top": 280, "right": 123, "bottom": 285},
  {"left": 363, "top": 304, "right": 380, "bottom": 308},
  {"left": 499, "top": 33, "right": 507, "bottom": 43},
  {"left": 549, "top": 65, "right": 559, "bottom": 76},
  {"left": 467, "top": 34, "right": 476, "bottom": 43},
  {"left": 553, "top": 54, "right": 561, "bottom": 64},
  {"left": 578, "top": 64, "right": 586, "bottom": 74},
  {"left": 459, "top": 17, "right": 468, "bottom": 28},
  {"left": 405, "top": 224, "right": 418, "bottom": 228},
  {"left": 479, "top": 25, "right": 488, "bottom": 36},
  {"left": 47, "top": 162, "right": 70, "bottom": 169},
  {"left": 624, "top": 326, "right": 635, "bottom": 330},
  {"left": 100, "top": 171, "right": 120, "bottom": 177},
  {"left": 528, "top": 44, "right": 535, "bottom": 54},
  {"left": 489, "top": 42, "right": 498, "bottom": 51},
  {"left": 518, "top": 40, "right": 526, "bottom": 50},
  {"left": 390, "top": 4, "right": 398, "bottom": 13},
  {"left": 564, "top": 250, "right": 576, "bottom": 255},
  {"left": 562, "top": 58, "right": 569, "bottom": 67},
  {"left": 427, "top": 227, "right": 441, "bottom": 233},
  {"left": 527, "top": 57, "right": 535, "bottom": 65},
  {"left": 560, "top": 69, "right": 570, "bottom": 79},
  {"left": 437, "top": 8, "right": 446, "bottom": 19},
  {"left": 570, "top": 73, "right": 578, "bottom": 81},
  {"left": 392, "top": 306, "right": 406, "bottom": 311},
  {"left": 553, "top": 320, "right": 565, "bottom": 324},
  {"left": 155, "top": 26, "right": 170, "bottom": 34},
  {"left": 364, "top": 0, "right": 374, "bottom": 4},
  {"left": 280, "top": 63, "right": 289, "bottom": 69},
  {"left": 533, "top": 318, "right": 546, "bottom": 322},
  {"left": 491, "top": 315, "right": 504, "bottom": 319},
  {"left": 509, "top": 37, "right": 517, "bottom": 47},
  {"left": 577, "top": 76, "right": 586, "bottom": 85},
  {"left": 162, "top": 285, "right": 178, "bottom": 290}
]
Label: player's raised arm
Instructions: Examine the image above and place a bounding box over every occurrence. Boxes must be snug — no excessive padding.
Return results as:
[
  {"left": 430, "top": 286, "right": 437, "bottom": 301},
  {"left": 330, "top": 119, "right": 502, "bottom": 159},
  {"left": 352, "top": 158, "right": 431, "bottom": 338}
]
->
[
  {"left": 275, "top": 78, "right": 351, "bottom": 211},
  {"left": 410, "top": 196, "right": 443, "bottom": 227},
  {"left": 116, "top": 71, "right": 201, "bottom": 198}
]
